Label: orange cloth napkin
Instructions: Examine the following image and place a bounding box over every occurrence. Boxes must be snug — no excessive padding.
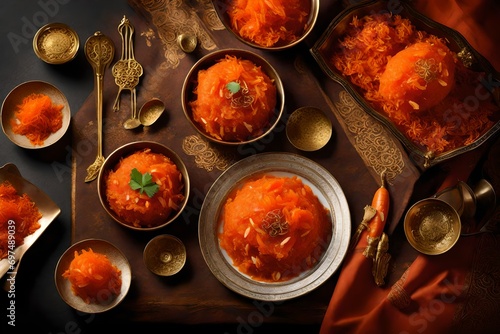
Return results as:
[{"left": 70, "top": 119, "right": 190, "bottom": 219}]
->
[{"left": 320, "top": 1, "right": 500, "bottom": 333}]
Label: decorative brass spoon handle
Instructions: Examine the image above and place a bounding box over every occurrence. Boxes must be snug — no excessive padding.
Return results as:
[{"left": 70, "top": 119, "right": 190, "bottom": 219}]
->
[
  {"left": 111, "top": 16, "right": 143, "bottom": 129},
  {"left": 84, "top": 31, "right": 115, "bottom": 183}
]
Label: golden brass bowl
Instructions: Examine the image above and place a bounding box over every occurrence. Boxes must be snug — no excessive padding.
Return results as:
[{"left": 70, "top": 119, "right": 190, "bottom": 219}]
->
[
  {"left": 181, "top": 48, "right": 285, "bottom": 145},
  {"left": 286, "top": 106, "right": 332, "bottom": 151},
  {"left": 97, "top": 141, "right": 190, "bottom": 231},
  {"left": 212, "top": 0, "right": 319, "bottom": 50},
  {"left": 33, "top": 22, "right": 79, "bottom": 64},
  {"left": 143, "top": 234, "right": 186, "bottom": 276},
  {"left": 404, "top": 198, "right": 461, "bottom": 255}
]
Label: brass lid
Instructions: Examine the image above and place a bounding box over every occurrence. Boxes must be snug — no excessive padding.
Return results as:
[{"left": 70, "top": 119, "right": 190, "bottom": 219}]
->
[
  {"left": 286, "top": 106, "right": 332, "bottom": 151},
  {"left": 33, "top": 23, "right": 79, "bottom": 64},
  {"left": 143, "top": 235, "right": 186, "bottom": 276}
]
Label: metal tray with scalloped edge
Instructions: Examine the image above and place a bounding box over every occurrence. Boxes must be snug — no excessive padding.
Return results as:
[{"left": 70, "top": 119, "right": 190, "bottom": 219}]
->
[{"left": 310, "top": 0, "right": 500, "bottom": 168}]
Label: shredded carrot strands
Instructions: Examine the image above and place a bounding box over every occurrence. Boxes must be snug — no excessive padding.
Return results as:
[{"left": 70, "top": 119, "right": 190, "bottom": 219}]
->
[
  {"left": 190, "top": 54, "right": 276, "bottom": 141},
  {"left": 10, "top": 93, "right": 64, "bottom": 146},
  {"left": 62, "top": 248, "right": 122, "bottom": 304},
  {"left": 226, "top": 0, "right": 311, "bottom": 47},
  {"left": 105, "top": 149, "right": 185, "bottom": 228},
  {"left": 219, "top": 175, "right": 331, "bottom": 282},
  {"left": 0, "top": 181, "right": 42, "bottom": 260},
  {"left": 332, "top": 13, "right": 499, "bottom": 154}
]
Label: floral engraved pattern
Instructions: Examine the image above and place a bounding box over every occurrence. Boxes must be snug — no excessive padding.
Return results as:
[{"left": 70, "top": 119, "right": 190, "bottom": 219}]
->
[
  {"left": 137, "top": 0, "right": 219, "bottom": 69},
  {"left": 334, "top": 91, "right": 405, "bottom": 183},
  {"left": 452, "top": 234, "right": 500, "bottom": 332},
  {"left": 182, "top": 135, "right": 234, "bottom": 171}
]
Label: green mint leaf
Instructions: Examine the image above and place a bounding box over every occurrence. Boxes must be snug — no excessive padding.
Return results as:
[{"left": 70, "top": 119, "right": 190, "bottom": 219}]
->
[
  {"left": 129, "top": 168, "right": 159, "bottom": 198},
  {"left": 226, "top": 81, "right": 240, "bottom": 94},
  {"left": 143, "top": 184, "right": 159, "bottom": 198}
]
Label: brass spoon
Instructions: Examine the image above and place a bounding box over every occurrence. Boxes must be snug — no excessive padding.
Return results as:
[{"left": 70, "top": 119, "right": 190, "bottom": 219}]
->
[
  {"left": 111, "top": 16, "right": 143, "bottom": 129},
  {"left": 138, "top": 98, "right": 165, "bottom": 126},
  {"left": 84, "top": 31, "right": 115, "bottom": 183}
]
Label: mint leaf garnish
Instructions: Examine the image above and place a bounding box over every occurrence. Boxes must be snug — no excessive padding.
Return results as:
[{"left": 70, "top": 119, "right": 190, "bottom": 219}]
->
[
  {"left": 129, "top": 168, "right": 159, "bottom": 198},
  {"left": 226, "top": 81, "right": 241, "bottom": 94}
]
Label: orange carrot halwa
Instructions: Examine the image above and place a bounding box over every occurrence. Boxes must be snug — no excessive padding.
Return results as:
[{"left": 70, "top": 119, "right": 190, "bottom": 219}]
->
[
  {"left": 0, "top": 181, "right": 42, "bottom": 260},
  {"left": 219, "top": 175, "right": 332, "bottom": 282},
  {"left": 10, "top": 93, "right": 63, "bottom": 146},
  {"left": 105, "top": 149, "right": 185, "bottom": 228},
  {"left": 226, "top": 0, "right": 311, "bottom": 47},
  {"left": 331, "top": 13, "right": 499, "bottom": 154},
  {"left": 62, "top": 248, "right": 122, "bottom": 304},
  {"left": 190, "top": 55, "right": 277, "bottom": 142}
]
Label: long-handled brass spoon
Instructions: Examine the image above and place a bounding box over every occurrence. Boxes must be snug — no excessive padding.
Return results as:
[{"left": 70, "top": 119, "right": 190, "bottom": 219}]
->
[
  {"left": 111, "top": 16, "right": 143, "bottom": 130},
  {"left": 84, "top": 31, "right": 115, "bottom": 183}
]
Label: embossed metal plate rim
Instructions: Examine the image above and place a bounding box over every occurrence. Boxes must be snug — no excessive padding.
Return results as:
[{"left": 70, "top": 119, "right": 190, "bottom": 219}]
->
[
  {"left": 54, "top": 238, "right": 132, "bottom": 313},
  {"left": 198, "top": 152, "right": 351, "bottom": 301},
  {"left": 0, "top": 163, "right": 61, "bottom": 278},
  {"left": 310, "top": 0, "right": 500, "bottom": 168}
]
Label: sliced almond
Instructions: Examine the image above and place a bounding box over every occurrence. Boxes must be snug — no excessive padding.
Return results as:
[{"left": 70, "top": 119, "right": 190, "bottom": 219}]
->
[
  {"left": 280, "top": 236, "right": 291, "bottom": 246},
  {"left": 408, "top": 100, "right": 419, "bottom": 110}
]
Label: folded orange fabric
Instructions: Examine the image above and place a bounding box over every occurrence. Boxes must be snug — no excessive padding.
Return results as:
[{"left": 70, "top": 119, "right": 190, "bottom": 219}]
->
[{"left": 320, "top": 1, "right": 500, "bottom": 333}]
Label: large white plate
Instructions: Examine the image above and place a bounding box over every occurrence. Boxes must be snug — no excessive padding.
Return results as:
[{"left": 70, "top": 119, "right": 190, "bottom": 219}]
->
[
  {"left": 198, "top": 152, "right": 351, "bottom": 301},
  {"left": 0, "top": 163, "right": 61, "bottom": 278}
]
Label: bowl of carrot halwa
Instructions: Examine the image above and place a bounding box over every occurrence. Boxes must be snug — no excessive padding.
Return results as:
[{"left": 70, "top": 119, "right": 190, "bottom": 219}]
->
[
  {"left": 1, "top": 80, "right": 71, "bottom": 149},
  {"left": 55, "top": 238, "right": 132, "bottom": 313},
  {"left": 97, "top": 141, "right": 190, "bottom": 231},
  {"left": 182, "top": 48, "right": 285, "bottom": 145},
  {"left": 212, "top": 0, "right": 319, "bottom": 50}
]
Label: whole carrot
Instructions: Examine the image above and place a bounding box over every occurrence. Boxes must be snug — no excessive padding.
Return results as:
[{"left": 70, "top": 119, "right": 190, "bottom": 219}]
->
[
  {"left": 368, "top": 171, "right": 390, "bottom": 238},
  {"left": 363, "top": 171, "right": 390, "bottom": 259}
]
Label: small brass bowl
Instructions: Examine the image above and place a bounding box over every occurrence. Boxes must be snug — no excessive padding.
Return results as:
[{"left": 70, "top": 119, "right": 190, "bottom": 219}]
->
[
  {"left": 97, "top": 141, "right": 190, "bottom": 231},
  {"left": 1, "top": 80, "right": 71, "bottom": 149},
  {"left": 404, "top": 198, "right": 461, "bottom": 255},
  {"left": 181, "top": 48, "right": 285, "bottom": 145},
  {"left": 177, "top": 34, "right": 197, "bottom": 53},
  {"left": 286, "top": 106, "right": 332, "bottom": 151},
  {"left": 212, "top": 0, "right": 319, "bottom": 50},
  {"left": 33, "top": 23, "right": 79, "bottom": 64},
  {"left": 143, "top": 234, "right": 186, "bottom": 276}
]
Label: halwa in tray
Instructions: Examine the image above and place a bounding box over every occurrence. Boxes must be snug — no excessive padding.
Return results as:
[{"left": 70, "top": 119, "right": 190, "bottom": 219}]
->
[{"left": 311, "top": 0, "right": 500, "bottom": 168}]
